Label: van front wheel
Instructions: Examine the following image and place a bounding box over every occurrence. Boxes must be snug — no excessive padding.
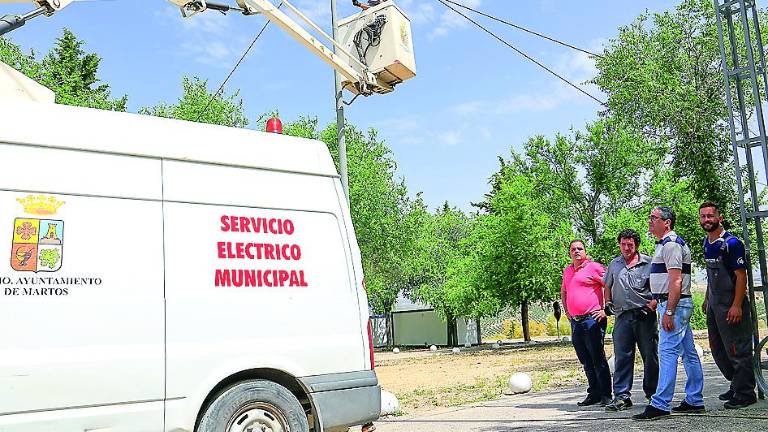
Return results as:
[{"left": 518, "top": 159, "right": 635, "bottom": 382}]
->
[{"left": 197, "top": 379, "right": 309, "bottom": 432}]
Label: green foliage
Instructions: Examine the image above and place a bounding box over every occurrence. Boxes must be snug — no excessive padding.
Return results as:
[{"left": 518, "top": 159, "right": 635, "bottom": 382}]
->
[
  {"left": 512, "top": 119, "right": 659, "bottom": 265},
  {"left": 139, "top": 76, "right": 248, "bottom": 128},
  {"left": 449, "top": 168, "right": 571, "bottom": 319},
  {"left": 691, "top": 291, "right": 707, "bottom": 330},
  {"left": 404, "top": 199, "right": 471, "bottom": 319},
  {"left": 1, "top": 29, "right": 126, "bottom": 110},
  {"left": 645, "top": 168, "right": 703, "bottom": 263},
  {"left": 593, "top": 0, "right": 740, "bottom": 214}
]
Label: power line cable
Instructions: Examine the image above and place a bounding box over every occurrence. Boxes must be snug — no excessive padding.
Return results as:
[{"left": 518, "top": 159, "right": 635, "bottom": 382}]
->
[
  {"left": 196, "top": 2, "right": 283, "bottom": 122},
  {"left": 435, "top": 0, "right": 606, "bottom": 106},
  {"left": 442, "top": 0, "right": 602, "bottom": 58}
]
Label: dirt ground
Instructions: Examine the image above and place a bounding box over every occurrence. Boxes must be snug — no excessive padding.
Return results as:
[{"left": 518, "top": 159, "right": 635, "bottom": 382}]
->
[
  {"left": 375, "top": 341, "right": 595, "bottom": 414},
  {"left": 375, "top": 336, "right": 714, "bottom": 414}
]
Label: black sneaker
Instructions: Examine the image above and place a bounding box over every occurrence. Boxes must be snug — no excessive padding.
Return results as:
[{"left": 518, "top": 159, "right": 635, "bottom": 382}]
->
[
  {"left": 632, "top": 405, "right": 671, "bottom": 421},
  {"left": 605, "top": 398, "right": 633, "bottom": 412},
  {"left": 671, "top": 400, "right": 705, "bottom": 413},
  {"left": 724, "top": 397, "right": 757, "bottom": 409},
  {"left": 577, "top": 395, "right": 601, "bottom": 406},
  {"left": 719, "top": 389, "right": 735, "bottom": 401}
]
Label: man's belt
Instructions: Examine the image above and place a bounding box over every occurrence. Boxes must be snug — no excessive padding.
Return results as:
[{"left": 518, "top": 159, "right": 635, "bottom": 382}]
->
[
  {"left": 571, "top": 312, "right": 596, "bottom": 321},
  {"left": 652, "top": 293, "right": 692, "bottom": 301}
]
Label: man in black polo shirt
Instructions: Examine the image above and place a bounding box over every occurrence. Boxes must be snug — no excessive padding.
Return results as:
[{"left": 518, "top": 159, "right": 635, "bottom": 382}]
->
[{"left": 603, "top": 229, "right": 659, "bottom": 412}]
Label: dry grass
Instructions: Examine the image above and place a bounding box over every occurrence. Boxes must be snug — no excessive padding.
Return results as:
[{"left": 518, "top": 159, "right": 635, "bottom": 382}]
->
[{"left": 375, "top": 342, "right": 592, "bottom": 415}]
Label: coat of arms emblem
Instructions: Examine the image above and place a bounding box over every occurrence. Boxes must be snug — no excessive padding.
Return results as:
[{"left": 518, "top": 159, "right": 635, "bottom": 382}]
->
[{"left": 11, "top": 195, "right": 64, "bottom": 273}]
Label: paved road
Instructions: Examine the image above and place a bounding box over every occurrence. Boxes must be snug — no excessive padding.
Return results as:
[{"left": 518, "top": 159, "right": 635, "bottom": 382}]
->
[{"left": 374, "top": 362, "right": 768, "bottom": 432}]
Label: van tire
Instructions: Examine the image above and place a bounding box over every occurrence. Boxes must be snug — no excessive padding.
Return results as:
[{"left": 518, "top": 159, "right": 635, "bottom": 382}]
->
[{"left": 197, "top": 379, "right": 309, "bottom": 432}]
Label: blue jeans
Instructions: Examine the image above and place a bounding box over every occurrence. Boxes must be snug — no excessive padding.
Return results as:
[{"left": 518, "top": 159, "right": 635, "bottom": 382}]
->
[
  {"left": 650, "top": 297, "right": 704, "bottom": 412},
  {"left": 571, "top": 317, "right": 612, "bottom": 398}
]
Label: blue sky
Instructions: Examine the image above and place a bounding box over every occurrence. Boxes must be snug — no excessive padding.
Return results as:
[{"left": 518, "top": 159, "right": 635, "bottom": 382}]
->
[{"left": 2, "top": 0, "right": 676, "bottom": 212}]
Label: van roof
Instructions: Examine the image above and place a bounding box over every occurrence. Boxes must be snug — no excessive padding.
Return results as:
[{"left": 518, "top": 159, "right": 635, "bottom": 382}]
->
[{"left": 0, "top": 100, "right": 339, "bottom": 177}]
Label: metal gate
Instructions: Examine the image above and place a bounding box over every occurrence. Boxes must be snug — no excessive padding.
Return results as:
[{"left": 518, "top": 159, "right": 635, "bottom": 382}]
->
[{"left": 714, "top": 0, "right": 768, "bottom": 394}]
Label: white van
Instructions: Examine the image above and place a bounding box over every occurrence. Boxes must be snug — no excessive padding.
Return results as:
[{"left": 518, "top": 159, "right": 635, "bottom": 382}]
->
[{"left": 0, "top": 100, "right": 380, "bottom": 432}]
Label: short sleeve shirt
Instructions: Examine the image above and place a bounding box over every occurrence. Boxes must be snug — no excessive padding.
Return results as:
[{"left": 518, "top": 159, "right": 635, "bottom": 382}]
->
[
  {"left": 603, "top": 253, "right": 652, "bottom": 314},
  {"left": 650, "top": 231, "right": 692, "bottom": 296},
  {"left": 703, "top": 231, "right": 747, "bottom": 273},
  {"left": 562, "top": 260, "right": 606, "bottom": 316}
]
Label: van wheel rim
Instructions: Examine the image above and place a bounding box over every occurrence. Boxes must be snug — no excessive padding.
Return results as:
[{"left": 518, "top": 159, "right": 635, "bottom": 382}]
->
[{"left": 227, "top": 402, "right": 289, "bottom": 432}]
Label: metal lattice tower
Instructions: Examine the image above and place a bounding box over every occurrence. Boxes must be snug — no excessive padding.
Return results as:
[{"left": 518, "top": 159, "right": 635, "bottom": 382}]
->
[{"left": 714, "top": 0, "right": 768, "bottom": 393}]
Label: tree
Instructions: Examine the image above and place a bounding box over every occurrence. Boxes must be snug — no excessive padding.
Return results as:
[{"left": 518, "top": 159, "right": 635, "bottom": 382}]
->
[
  {"left": 593, "top": 0, "right": 742, "bottom": 213},
  {"left": 453, "top": 167, "right": 571, "bottom": 341},
  {"left": 403, "top": 198, "right": 471, "bottom": 345},
  {"left": 515, "top": 119, "right": 658, "bottom": 261},
  {"left": 140, "top": 76, "right": 248, "bottom": 127},
  {"left": 1, "top": 29, "right": 126, "bottom": 110}
]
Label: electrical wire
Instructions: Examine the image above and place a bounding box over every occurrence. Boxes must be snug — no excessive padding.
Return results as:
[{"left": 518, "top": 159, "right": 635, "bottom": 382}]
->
[
  {"left": 196, "top": 2, "right": 284, "bottom": 122},
  {"left": 435, "top": 0, "right": 606, "bottom": 107},
  {"left": 441, "top": 0, "right": 602, "bottom": 59}
]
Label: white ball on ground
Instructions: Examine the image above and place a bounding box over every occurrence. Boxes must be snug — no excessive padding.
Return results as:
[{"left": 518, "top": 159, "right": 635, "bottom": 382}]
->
[
  {"left": 607, "top": 355, "right": 616, "bottom": 374},
  {"left": 452, "top": 347, "right": 461, "bottom": 354},
  {"left": 508, "top": 372, "right": 532, "bottom": 394},
  {"left": 380, "top": 390, "right": 400, "bottom": 416},
  {"left": 392, "top": 348, "right": 400, "bottom": 354},
  {"left": 430, "top": 345, "right": 438, "bottom": 352}
]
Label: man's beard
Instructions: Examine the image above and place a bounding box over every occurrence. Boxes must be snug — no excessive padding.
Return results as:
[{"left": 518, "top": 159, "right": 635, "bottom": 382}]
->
[{"left": 701, "top": 221, "right": 720, "bottom": 233}]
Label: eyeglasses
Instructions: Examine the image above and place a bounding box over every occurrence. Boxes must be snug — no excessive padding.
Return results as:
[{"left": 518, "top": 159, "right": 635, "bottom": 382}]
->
[{"left": 648, "top": 215, "right": 663, "bottom": 222}]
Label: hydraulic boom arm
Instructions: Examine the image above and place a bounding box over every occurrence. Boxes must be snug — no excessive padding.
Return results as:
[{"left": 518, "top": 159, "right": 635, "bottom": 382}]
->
[{"left": 1, "top": 0, "right": 392, "bottom": 95}]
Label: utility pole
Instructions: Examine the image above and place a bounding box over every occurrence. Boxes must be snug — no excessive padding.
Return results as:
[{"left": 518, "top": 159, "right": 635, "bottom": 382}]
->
[{"left": 331, "top": 0, "right": 350, "bottom": 207}]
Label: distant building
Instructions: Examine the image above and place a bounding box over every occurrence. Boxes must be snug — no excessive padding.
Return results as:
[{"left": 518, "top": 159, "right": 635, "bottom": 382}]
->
[{"left": 371, "top": 294, "right": 481, "bottom": 347}]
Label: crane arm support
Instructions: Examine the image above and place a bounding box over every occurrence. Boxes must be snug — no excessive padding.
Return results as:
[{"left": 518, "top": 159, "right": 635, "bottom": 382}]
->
[{"left": 235, "top": 0, "right": 380, "bottom": 93}]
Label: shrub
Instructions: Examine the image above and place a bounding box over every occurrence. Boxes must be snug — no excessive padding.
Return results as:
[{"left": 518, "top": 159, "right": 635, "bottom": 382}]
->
[
  {"left": 691, "top": 292, "right": 707, "bottom": 330},
  {"left": 546, "top": 315, "right": 571, "bottom": 336},
  {"left": 502, "top": 319, "right": 515, "bottom": 339},
  {"left": 512, "top": 320, "right": 548, "bottom": 338}
]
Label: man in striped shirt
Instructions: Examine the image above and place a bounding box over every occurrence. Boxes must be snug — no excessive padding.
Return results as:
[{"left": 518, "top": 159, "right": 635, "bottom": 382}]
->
[{"left": 633, "top": 206, "right": 705, "bottom": 421}]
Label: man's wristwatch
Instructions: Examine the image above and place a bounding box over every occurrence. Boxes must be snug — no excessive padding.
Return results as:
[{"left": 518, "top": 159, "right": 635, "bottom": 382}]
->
[{"left": 665, "top": 309, "right": 675, "bottom": 316}]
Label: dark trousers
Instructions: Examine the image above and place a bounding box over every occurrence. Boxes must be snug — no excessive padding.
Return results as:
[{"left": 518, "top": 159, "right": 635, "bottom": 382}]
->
[
  {"left": 612, "top": 309, "right": 659, "bottom": 400},
  {"left": 571, "top": 317, "right": 612, "bottom": 398},
  {"left": 707, "top": 304, "right": 756, "bottom": 401}
]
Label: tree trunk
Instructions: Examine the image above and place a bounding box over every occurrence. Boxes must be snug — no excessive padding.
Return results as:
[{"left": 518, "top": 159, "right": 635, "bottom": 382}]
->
[
  {"left": 521, "top": 300, "right": 531, "bottom": 342},
  {"left": 385, "top": 311, "right": 395, "bottom": 348}
]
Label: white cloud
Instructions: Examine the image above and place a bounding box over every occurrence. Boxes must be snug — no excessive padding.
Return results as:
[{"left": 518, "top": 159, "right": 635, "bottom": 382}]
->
[
  {"left": 155, "top": 5, "right": 249, "bottom": 66},
  {"left": 429, "top": 0, "right": 482, "bottom": 39},
  {"left": 451, "top": 100, "right": 483, "bottom": 115},
  {"left": 438, "top": 130, "right": 461, "bottom": 146},
  {"left": 437, "top": 44, "right": 605, "bottom": 124},
  {"left": 400, "top": 2, "right": 437, "bottom": 25},
  {"left": 289, "top": 0, "right": 332, "bottom": 28},
  {"left": 372, "top": 116, "right": 422, "bottom": 133},
  {"left": 181, "top": 41, "right": 236, "bottom": 66}
]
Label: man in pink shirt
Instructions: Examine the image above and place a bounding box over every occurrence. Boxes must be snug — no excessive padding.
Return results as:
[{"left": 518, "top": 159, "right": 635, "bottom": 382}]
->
[{"left": 561, "top": 239, "right": 612, "bottom": 407}]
